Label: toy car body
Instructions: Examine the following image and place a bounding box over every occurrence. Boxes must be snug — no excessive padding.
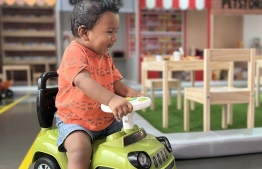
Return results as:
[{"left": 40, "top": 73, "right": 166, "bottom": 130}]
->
[
  {"left": 0, "top": 80, "right": 13, "bottom": 99},
  {"left": 31, "top": 71, "right": 177, "bottom": 169}
]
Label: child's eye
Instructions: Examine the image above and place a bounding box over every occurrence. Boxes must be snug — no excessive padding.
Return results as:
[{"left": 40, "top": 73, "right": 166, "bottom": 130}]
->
[{"left": 107, "top": 31, "right": 113, "bottom": 34}]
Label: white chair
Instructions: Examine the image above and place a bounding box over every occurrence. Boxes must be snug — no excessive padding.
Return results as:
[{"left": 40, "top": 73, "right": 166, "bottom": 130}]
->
[
  {"left": 142, "top": 56, "right": 182, "bottom": 111},
  {"left": 184, "top": 48, "right": 256, "bottom": 132}
]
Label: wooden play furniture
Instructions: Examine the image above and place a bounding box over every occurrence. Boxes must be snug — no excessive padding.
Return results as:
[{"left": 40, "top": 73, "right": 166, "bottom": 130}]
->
[
  {"left": 183, "top": 48, "right": 256, "bottom": 132},
  {"left": 2, "top": 59, "right": 56, "bottom": 86},
  {"left": 0, "top": 6, "right": 57, "bottom": 85},
  {"left": 141, "top": 59, "right": 203, "bottom": 128},
  {"left": 255, "top": 56, "right": 262, "bottom": 107},
  {"left": 142, "top": 56, "right": 182, "bottom": 111},
  {"left": 2, "top": 65, "right": 31, "bottom": 86}
]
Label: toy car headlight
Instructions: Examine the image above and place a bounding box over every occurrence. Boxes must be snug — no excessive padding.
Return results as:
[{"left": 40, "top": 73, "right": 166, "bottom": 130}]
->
[
  {"left": 156, "top": 136, "right": 172, "bottom": 153},
  {"left": 128, "top": 151, "right": 151, "bottom": 169}
]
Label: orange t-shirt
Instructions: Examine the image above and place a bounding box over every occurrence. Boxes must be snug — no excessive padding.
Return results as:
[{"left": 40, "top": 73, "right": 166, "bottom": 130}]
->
[{"left": 56, "top": 40, "right": 122, "bottom": 131}]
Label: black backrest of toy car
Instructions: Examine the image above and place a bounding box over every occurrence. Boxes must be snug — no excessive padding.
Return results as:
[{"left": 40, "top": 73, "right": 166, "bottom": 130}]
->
[{"left": 37, "top": 71, "right": 58, "bottom": 128}]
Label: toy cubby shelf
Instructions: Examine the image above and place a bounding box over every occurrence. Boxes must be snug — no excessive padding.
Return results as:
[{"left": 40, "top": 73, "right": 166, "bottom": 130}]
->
[
  {"left": 126, "top": 9, "right": 183, "bottom": 58},
  {"left": 140, "top": 9, "right": 183, "bottom": 55},
  {"left": 0, "top": 5, "right": 57, "bottom": 84}
]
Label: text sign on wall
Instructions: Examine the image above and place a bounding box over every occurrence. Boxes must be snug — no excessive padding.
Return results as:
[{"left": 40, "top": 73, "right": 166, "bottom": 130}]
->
[
  {"left": 212, "top": 0, "right": 262, "bottom": 15},
  {"left": 222, "top": 0, "right": 262, "bottom": 9}
]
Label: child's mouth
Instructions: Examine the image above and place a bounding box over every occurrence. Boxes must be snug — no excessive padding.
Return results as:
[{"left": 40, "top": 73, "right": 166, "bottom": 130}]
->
[{"left": 107, "top": 45, "right": 112, "bottom": 50}]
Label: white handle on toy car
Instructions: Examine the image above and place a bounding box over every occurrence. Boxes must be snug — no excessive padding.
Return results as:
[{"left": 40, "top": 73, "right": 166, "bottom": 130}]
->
[{"left": 101, "top": 97, "right": 151, "bottom": 129}]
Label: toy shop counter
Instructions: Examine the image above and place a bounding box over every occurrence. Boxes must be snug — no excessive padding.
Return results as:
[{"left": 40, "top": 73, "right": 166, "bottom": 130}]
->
[{"left": 134, "top": 113, "right": 262, "bottom": 159}]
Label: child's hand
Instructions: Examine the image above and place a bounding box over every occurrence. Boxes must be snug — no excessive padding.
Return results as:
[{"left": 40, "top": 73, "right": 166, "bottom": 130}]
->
[{"left": 107, "top": 95, "right": 133, "bottom": 122}]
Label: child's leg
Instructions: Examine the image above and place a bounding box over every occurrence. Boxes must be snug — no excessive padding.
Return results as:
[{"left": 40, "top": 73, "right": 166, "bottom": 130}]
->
[{"left": 64, "top": 131, "right": 92, "bottom": 169}]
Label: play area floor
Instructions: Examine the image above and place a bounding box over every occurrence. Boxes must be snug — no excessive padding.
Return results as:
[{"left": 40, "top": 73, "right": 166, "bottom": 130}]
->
[
  {"left": 0, "top": 98, "right": 14, "bottom": 108},
  {"left": 0, "top": 88, "right": 262, "bottom": 169}
]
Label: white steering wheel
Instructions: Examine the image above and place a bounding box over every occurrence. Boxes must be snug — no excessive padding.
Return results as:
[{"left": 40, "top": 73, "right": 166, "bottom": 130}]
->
[{"left": 101, "top": 97, "right": 151, "bottom": 129}]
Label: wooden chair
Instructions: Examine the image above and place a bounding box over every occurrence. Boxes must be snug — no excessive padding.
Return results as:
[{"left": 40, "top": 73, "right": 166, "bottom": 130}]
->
[
  {"left": 142, "top": 56, "right": 182, "bottom": 111},
  {"left": 2, "top": 65, "right": 32, "bottom": 86},
  {"left": 184, "top": 48, "right": 256, "bottom": 132},
  {"left": 255, "top": 56, "right": 262, "bottom": 107}
]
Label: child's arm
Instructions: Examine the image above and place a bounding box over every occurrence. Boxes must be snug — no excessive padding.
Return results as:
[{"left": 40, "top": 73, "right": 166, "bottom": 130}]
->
[
  {"left": 74, "top": 70, "right": 133, "bottom": 121},
  {"left": 114, "top": 80, "right": 144, "bottom": 98}
]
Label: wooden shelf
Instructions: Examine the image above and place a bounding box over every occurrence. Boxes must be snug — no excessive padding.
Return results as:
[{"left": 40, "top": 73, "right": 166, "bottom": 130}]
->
[
  {"left": 1, "top": 16, "right": 55, "bottom": 23},
  {"left": 125, "top": 11, "right": 183, "bottom": 57},
  {"left": 3, "top": 59, "right": 56, "bottom": 65},
  {"left": 126, "top": 14, "right": 135, "bottom": 58},
  {"left": 0, "top": 6, "right": 57, "bottom": 59},
  {"left": 139, "top": 9, "right": 184, "bottom": 55},
  {"left": 3, "top": 44, "right": 56, "bottom": 51},
  {"left": 2, "top": 30, "right": 56, "bottom": 37},
  {"left": 0, "top": 6, "right": 57, "bottom": 82},
  {"left": 141, "top": 31, "right": 182, "bottom": 37}
]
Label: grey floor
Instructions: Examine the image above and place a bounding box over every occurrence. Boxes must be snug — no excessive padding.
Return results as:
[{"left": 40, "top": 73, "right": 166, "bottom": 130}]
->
[
  {"left": 0, "top": 93, "right": 40, "bottom": 169},
  {"left": 1, "top": 85, "right": 262, "bottom": 169}
]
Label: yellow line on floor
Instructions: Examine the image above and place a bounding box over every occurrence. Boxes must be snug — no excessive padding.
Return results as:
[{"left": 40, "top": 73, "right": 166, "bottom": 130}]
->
[
  {"left": 19, "top": 132, "right": 41, "bottom": 169},
  {"left": 0, "top": 94, "right": 31, "bottom": 114},
  {"left": 0, "top": 93, "right": 33, "bottom": 169}
]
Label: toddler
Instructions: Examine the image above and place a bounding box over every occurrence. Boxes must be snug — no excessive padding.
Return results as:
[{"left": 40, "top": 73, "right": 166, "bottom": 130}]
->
[{"left": 55, "top": 0, "right": 143, "bottom": 168}]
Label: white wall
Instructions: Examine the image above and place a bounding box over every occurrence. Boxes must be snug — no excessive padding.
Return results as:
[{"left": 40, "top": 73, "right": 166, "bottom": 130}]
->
[
  {"left": 243, "top": 15, "right": 262, "bottom": 55},
  {"left": 186, "top": 10, "right": 208, "bottom": 53},
  {"left": 213, "top": 15, "right": 243, "bottom": 48}
]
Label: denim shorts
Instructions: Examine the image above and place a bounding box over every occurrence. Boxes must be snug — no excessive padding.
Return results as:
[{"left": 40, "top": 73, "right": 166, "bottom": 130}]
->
[{"left": 55, "top": 115, "right": 123, "bottom": 152}]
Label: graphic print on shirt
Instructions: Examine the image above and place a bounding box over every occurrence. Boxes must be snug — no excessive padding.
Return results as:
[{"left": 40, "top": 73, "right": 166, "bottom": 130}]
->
[{"left": 56, "top": 41, "right": 123, "bottom": 130}]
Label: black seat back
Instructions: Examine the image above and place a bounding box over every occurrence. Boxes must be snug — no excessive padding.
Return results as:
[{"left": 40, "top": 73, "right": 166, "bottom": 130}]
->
[{"left": 36, "top": 71, "right": 58, "bottom": 128}]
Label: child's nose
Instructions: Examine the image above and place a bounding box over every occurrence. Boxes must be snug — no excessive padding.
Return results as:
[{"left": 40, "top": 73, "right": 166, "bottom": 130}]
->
[{"left": 112, "top": 33, "right": 117, "bottom": 41}]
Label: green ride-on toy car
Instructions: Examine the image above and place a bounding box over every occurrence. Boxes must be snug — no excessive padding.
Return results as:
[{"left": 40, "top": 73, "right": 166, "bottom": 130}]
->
[{"left": 32, "top": 71, "right": 177, "bottom": 169}]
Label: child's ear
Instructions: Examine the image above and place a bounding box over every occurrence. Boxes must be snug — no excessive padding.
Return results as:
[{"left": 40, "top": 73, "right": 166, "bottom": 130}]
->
[{"left": 78, "top": 27, "right": 89, "bottom": 40}]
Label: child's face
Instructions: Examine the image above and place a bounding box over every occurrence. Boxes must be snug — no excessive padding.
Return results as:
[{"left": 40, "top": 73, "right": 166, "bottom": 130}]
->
[{"left": 81, "top": 11, "right": 119, "bottom": 55}]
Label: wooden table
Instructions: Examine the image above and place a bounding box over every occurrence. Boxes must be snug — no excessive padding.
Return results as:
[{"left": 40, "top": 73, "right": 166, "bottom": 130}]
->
[
  {"left": 2, "top": 59, "right": 56, "bottom": 85},
  {"left": 3, "top": 59, "right": 56, "bottom": 71},
  {"left": 2, "top": 65, "right": 32, "bottom": 86},
  {"left": 256, "top": 56, "right": 262, "bottom": 107},
  {"left": 141, "top": 60, "right": 203, "bottom": 128}
]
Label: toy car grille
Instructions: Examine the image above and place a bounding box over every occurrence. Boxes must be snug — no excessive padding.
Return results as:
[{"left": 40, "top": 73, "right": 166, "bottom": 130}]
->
[
  {"left": 123, "top": 128, "right": 147, "bottom": 146},
  {"left": 153, "top": 148, "right": 174, "bottom": 168}
]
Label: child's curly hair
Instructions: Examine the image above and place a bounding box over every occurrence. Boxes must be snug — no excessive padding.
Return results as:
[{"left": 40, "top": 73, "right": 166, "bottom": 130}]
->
[{"left": 71, "top": 0, "right": 120, "bottom": 38}]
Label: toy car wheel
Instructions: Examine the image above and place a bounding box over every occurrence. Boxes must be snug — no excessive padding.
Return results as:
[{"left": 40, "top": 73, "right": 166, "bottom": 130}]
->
[
  {"left": 6, "top": 90, "right": 13, "bottom": 97},
  {"left": 1, "top": 92, "right": 6, "bottom": 99},
  {"left": 34, "top": 156, "right": 60, "bottom": 169}
]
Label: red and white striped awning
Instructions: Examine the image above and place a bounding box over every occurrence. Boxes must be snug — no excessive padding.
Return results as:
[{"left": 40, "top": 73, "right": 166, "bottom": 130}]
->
[
  {"left": 140, "top": 0, "right": 210, "bottom": 10},
  {"left": 0, "top": 0, "right": 56, "bottom": 6}
]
